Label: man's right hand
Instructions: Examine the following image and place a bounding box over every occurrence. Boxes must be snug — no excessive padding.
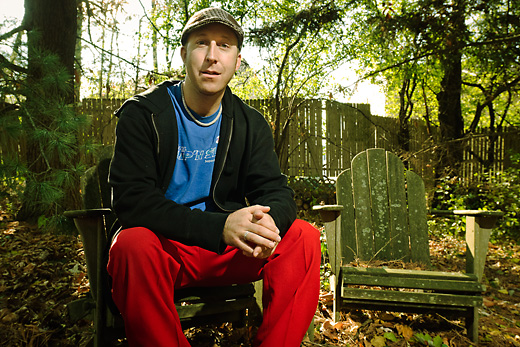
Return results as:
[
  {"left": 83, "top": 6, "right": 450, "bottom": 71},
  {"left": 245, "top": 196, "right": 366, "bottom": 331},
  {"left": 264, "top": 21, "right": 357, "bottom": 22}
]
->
[{"left": 222, "top": 205, "right": 281, "bottom": 259}]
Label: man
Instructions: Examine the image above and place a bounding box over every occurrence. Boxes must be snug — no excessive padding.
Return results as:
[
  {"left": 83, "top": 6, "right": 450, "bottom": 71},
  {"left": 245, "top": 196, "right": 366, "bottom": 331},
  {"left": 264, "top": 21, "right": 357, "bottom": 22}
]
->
[{"left": 107, "top": 7, "right": 320, "bottom": 347}]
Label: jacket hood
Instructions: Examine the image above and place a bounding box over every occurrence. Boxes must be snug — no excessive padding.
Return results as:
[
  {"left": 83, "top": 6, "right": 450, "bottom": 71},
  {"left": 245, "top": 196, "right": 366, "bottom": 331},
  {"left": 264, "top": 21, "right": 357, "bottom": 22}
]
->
[
  {"left": 114, "top": 80, "right": 181, "bottom": 118},
  {"left": 114, "top": 80, "right": 236, "bottom": 120}
]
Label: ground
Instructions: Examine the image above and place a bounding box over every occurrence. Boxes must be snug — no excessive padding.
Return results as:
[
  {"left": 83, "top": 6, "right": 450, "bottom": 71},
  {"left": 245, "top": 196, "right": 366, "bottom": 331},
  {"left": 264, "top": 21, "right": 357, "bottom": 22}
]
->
[{"left": 0, "top": 212, "right": 519, "bottom": 346}]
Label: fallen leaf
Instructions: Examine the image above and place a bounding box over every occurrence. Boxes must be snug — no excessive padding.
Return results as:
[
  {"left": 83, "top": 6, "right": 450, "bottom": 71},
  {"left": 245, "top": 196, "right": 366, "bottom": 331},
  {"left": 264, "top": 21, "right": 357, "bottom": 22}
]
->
[
  {"left": 379, "top": 312, "right": 395, "bottom": 321},
  {"left": 384, "top": 331, "right": 398, "bottom": 342},
  {"left": 371, "top": 335, "right": 386, "bottom": 347},
  {"left": 397, "top": 324, "right": 414, "bottom": 340},
  {"left": 483, "top": 297, "right": 495, "bottom": 307}
]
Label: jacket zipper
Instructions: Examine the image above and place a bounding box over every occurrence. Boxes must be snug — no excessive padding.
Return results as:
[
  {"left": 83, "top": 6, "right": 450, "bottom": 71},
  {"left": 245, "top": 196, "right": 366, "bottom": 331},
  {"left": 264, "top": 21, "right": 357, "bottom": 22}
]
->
[
  {"left": 151, "top": 113, "right": 160, "bottom": 156},
  {"left": 213, "top": 118, "right": 234, "bottom": 212}
]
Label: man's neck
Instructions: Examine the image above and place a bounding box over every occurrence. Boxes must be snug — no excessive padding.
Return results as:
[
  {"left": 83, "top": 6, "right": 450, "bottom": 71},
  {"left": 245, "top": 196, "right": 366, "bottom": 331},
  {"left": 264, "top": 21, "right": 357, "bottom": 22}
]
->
[{"left": 182, "top": 81, "right": 224, "bottom": 117}]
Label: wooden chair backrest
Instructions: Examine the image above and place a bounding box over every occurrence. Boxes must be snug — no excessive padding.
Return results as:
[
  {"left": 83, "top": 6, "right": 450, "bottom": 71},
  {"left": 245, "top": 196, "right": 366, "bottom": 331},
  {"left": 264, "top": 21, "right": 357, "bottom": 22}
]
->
[
  {"left": 81, "top": 146, "right": 115, "bottom": 231},
  {"left": 336, "top": 148, "right": 430, "bottom": 266}
]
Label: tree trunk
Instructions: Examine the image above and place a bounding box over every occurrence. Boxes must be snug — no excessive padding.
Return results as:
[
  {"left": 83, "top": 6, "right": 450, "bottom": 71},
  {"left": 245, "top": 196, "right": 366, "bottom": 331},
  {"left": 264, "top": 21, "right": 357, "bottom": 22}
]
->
[
  {"left": 437, "top": 52, "right": 464, "bottom": 173},
  {"left": 435, "top": 0, "right": 466, "bottom": 176},
  {"left": 19, "top": 0, "right": 78, "bottom": 221},
  {"left": 25, "top": 0, "right": 77, "bottom": 94}
]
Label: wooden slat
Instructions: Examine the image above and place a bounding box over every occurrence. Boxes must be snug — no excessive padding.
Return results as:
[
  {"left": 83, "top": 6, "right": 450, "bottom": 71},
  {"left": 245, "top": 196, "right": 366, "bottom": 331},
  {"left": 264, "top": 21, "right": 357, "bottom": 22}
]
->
[
  {"left": 342, "top": 272, "right": 482, "bottom": 293},
  {"left": 343, "top": 276, "right": 482, "bottom": 292},
  {"left": 341, "top": 299, "right": 475, "bottom": 315},
  {"left": 406, "top": 170, "right": 431, "bottom": 266},
  {"left": 176, "top": 297, "right": 256, "bottom": 320},
  {"left": 326, "top": 105, "right": 342, "bottom": 176},
  {"left": 342, "top": 266, "right": 479, "bottom": 281},
  {"left": 342, "top": 288, "right": 482, "bottom": 307},
  {"left": 351, "top": 152, "right": 374, "bottom": 260},
  {"left": 386, "top": 152, "right": 411, "bottom": 261},
  {"left": 336, "top": 169, "right": 356, "bottom": 265},
  {"left": 366, "top": 148, "right": 391, "bottom": 260},
  {"left": 175, "top": 284, "right": 256, "bottom": 303},
  {"left": 309, "top": 99, "right": 322, "bottom": 176}
]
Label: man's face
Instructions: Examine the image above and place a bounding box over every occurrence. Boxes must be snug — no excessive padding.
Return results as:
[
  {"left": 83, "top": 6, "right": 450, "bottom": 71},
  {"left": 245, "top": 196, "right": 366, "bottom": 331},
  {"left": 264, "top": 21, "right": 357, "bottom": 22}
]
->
[{"left": 181, "top": 23, "right": 242, "bottom": 97}]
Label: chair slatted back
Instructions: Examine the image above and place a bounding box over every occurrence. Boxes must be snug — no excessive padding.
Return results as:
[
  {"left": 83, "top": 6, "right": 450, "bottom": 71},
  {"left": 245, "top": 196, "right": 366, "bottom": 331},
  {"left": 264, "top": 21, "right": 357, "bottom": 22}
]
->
[{"left": 336, "top": 149, "right": 430, "bottom": 266}]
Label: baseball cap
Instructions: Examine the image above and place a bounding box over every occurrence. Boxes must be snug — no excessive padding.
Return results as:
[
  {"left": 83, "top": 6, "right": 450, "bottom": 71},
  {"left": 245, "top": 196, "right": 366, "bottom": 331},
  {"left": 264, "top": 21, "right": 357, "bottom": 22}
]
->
[{"left": 181, "top": 8, "right": 244, "bottom": 50}]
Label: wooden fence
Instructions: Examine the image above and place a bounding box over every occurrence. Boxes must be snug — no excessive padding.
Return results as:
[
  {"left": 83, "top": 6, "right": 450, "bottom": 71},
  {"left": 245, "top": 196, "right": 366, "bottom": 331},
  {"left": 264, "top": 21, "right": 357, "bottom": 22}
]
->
[{"left": 2, "top": 98, "right": 519, "bottom": 186}]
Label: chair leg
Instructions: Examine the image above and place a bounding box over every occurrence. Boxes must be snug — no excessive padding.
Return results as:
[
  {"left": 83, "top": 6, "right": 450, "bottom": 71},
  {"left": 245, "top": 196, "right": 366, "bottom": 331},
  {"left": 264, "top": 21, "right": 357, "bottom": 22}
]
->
[
  {"left": 466, "top": 306, "right": 479, "bottom": 344},
  {"left": 330, "top": 274, "right": 340, "bottom": 322}
]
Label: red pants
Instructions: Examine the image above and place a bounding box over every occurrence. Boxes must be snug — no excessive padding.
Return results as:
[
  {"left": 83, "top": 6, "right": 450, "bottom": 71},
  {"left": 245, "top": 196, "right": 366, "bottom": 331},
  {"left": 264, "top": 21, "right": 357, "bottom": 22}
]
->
[{"left": 107, "top": 219, "right": 321, "bottom": 347}]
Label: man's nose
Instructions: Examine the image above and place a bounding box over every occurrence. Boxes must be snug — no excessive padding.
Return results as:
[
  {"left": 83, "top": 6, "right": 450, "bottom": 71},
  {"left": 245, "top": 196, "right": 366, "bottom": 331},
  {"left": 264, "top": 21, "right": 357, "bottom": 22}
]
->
[{"left": 206, "top": 42, "right": 218, "bottom": 62}]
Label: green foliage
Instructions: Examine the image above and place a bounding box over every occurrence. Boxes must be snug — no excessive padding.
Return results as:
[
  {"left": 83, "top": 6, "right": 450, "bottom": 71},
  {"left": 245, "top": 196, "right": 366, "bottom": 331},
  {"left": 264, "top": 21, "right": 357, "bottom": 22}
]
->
[
  {"left": 349, "top": 0, "right": 520, "bottom": 131},
  {"left": 431, "top": 152, "right": 520, "bottom": 241},
  {"left": 229, "top": 62, "right": 271, "bottom": 100},
  {"left": 0, "top": 48, "right": 91, "bottom": 231},
  {"left": 412, "top": 333, "right": 448, "bottom": 347},
  {"left": 288, "top": 176, "right": 336, "bottom": 222},
  {"left": 245, "top": 0, "right": 351, "bottom": 168}
]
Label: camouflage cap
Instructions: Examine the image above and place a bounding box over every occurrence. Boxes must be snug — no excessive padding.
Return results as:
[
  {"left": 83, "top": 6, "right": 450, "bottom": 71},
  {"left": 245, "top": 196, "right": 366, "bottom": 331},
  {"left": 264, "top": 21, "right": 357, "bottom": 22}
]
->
[{"left": 181, "top": 8, "right": 244, "bottom": 49}]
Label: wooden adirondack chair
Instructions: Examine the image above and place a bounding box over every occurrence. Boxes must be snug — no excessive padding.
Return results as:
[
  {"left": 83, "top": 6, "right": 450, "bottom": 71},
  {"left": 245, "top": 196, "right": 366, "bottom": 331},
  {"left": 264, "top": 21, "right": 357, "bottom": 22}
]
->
[
  {"left": 65, "top": 147, "right": 260, "bottom": 346},
  {"left": 314, "top": 148, "right": 502, "bottom": 344}
]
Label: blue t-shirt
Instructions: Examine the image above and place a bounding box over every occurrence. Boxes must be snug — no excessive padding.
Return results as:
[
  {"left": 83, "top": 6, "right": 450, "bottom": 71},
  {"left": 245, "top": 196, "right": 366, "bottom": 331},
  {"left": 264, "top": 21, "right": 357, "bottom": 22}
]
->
[{"left": 165, "top": 83, "right": 222, "bottom": 211}]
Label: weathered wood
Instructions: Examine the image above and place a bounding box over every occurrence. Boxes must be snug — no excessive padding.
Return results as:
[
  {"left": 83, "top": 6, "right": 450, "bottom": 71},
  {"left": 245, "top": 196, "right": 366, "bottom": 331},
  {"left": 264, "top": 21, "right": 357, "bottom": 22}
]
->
[
  {"left": 431, "top": 210, "right": 503, "bottom": 281},
  {"left": 176, "top": 297, "right": 257, "bottom": 320},
  {"left": 312, "top": 204, "right": 343, "bottom": 277},
  {"left": 367, "top": 148, "right": 392, "bottom": 260},
  {"left": 342, "top": 268, "right": 482, "bottom": 292},
  {"left": 342, "top": 266, "right": 479, "bottom": 282},
  {"left": 386, "top": 152, "right": 410, "bottom": 261},
  {"left": 336, "top": 170, "right": 355, "bottom": 266},
  {"left": 314, "top": 149, "right": 502, "bottom": 344},
  {"left": 351, "top": 152, "right": 374, "bottom": 260},
  {"left": 342, "top": 288, "right": 482, "bottom": 307},
  {"left": 406, "top": 170, "right": 431, "bottom": 266}
]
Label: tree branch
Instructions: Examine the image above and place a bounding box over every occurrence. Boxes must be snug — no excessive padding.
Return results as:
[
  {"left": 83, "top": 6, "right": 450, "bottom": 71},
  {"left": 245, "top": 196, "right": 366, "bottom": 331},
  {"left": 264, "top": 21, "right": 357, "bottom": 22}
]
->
[
  {"left": 79, "top": 36, "right": 170, "bottom": 77},
  {"left": 0, "top": 53, "right": 27, "bottom": 73},
  {"left": 353, "top": 33, "right": 520, "bottom": 85},
  {"left": 0, "top": 24, "right": 28, "bottom": 41}
]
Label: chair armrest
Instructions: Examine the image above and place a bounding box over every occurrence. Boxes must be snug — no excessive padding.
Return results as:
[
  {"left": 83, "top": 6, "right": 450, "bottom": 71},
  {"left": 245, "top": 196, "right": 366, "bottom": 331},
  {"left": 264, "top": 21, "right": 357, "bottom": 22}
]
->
[
  {"left": 313, "top": 205, "right": 344, "bottom": 277},
  {"left": 430, "top": 209, "right": 503, "bottom": 282},
  {"left": 312, "top": 205, "right": 343, "bottom": 223},
  {"left": 431, "top": 209, "right": 503, "bottom": 218},
  {"left": 313, "top": 204, "right": 344, "bottom": 212},
  {"left": 430, "top": 209, "right": 503, "bottom": 230},
  {"left": 64, "top": 208, "right": 112, "bottom": 302},
  {"left": 64, "top": 208, "right": 112, "bottom": 219}
]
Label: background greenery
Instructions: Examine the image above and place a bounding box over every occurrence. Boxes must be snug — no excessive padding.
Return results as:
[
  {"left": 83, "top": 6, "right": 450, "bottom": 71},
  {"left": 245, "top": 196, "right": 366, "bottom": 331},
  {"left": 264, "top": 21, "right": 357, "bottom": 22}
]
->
[{"left": 0, "top": 0, "right": 518, "bottom": 240}]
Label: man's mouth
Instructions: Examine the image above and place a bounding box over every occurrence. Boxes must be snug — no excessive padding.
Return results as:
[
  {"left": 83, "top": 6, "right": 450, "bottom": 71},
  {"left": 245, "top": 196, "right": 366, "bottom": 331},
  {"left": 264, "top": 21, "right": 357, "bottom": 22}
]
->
[{"left": 202, "top": 71, "right": 220, "bottom": 76}]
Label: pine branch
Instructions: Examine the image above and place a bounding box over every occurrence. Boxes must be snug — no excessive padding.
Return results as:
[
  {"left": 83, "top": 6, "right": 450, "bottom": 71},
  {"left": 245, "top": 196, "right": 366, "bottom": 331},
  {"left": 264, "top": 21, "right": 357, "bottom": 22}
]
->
[
  {"left": 0, "top": 53, "right": 27, "bottom": 73},
  {"left": 0, "top": 24, "right": 28, "bottom": 41}
]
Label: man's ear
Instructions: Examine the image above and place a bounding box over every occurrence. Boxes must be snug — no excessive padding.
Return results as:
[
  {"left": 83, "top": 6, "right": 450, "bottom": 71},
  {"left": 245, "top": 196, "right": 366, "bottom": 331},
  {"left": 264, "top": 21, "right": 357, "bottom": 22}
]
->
[
  {"left": 235, "top": 53, "right": 242, "bottom": 72},
  {"left": 180, "top": 46, "right": 187, "bottom": 64}
]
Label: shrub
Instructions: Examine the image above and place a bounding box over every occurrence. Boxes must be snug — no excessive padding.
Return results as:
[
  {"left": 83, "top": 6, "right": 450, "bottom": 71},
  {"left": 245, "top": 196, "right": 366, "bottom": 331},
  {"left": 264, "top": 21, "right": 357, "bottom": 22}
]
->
[
  {"left": 287, "top": 176, "right": 336, "bottom": 224},
  {"left": 431, "top": 152, "right": 520, "bottom": 242}
]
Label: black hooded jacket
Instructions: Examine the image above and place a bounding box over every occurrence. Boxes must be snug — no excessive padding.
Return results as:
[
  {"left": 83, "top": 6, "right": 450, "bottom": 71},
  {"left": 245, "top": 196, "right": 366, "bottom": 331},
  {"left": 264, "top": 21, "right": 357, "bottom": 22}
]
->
[{"left": 109, "top": 80, "right": 296, "bottom": 254}]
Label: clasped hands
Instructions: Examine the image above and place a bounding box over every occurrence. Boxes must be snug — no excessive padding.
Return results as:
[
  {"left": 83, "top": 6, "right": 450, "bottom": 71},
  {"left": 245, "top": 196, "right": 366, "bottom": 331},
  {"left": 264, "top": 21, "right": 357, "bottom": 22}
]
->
[{"left": 223, "top": 205, "right": 280, "bottom": 259}]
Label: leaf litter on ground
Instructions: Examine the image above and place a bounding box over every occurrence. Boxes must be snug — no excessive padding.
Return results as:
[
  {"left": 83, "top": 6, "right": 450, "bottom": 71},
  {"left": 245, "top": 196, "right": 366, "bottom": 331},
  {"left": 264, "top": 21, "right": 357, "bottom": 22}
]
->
[{"left": 0, "top": 212, "right": 519, "bottom": 346}]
